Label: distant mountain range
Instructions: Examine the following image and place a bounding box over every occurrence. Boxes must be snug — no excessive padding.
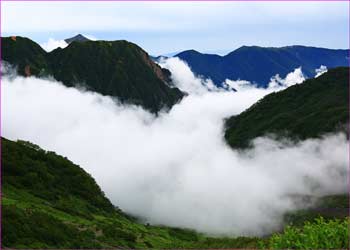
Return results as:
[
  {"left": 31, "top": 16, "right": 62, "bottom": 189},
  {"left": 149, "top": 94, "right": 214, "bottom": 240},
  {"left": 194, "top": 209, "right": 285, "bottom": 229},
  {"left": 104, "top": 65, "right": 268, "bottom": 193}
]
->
[
  {"left": 1, "top": 36, "right": 183, "bottom": 112},
  {"left": 175, "top": 46, "right": 349, "bottom": 87},
  {"left": 3, "top": 35, "right": 349, "bottom": 111}
]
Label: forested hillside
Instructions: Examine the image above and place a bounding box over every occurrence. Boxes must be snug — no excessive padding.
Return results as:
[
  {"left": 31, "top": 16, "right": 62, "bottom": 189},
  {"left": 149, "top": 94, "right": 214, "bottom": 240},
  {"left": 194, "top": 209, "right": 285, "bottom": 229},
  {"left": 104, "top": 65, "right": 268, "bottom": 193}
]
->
[
  {"left": 2, "top": 36, "right": 183, "bottom": 112},
  {"left": 225, "top": 67, "right": 349, "bottom": 149}
]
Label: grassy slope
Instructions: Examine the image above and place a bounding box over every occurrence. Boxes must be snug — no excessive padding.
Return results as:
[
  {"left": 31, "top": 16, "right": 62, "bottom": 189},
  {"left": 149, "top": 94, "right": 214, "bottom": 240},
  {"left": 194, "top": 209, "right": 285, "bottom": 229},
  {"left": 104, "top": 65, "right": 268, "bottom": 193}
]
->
[
  {"left": 1, "top": 36, "right": 183, "bottom": 112},
  {"left": 225, "top": 67, "right": 349, "bottom": 149}
]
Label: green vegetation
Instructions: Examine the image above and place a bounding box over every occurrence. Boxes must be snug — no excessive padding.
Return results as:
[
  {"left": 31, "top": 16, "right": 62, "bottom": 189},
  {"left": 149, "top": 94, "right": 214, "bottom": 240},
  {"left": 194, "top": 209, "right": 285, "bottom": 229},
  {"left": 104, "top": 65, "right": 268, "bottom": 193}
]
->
[
  {"left": 225, "top": 67, "right": 349, "bottom": 149},
  {"left": 1, "top": 36, "right": 183, "bottom": 112},
  {"left": 284, "top": 194, "right": 349, "bottom": 227},
  {"left": 261, "top": 217, "right": 349, "bottom": 249},
  {"left": 1, "top": 36, "right": 49, "bottom": 76},
  {"left": 3, "top": 138, "right": 115, "bottom": 215}
]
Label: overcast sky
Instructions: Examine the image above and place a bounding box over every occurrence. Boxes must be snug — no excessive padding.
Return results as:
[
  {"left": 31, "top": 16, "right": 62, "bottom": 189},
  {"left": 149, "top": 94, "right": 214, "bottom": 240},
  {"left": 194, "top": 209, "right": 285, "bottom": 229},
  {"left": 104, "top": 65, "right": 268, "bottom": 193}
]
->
[{"left": 2, "top": 1, "right": 349, "bottom": 55}]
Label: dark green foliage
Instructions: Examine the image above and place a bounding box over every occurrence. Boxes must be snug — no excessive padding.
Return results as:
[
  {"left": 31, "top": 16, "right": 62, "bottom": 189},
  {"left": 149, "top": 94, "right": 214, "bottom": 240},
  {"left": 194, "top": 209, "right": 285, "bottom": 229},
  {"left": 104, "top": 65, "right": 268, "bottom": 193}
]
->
[
  {"left": 225, "top": 67, "right": 349, "bottom": 148},
  {"left": 202, "top": 236, "right": 265, "bottom": 249},
  {"left": 168, "top": 228, "right": 199, "bottom": 241},
  {"left": 261, "top": 217, "right": 350, "bottom": 249},
  {"left": 284, "top": 194, "right": 349, "bottom": 227},
  {"left": 2, "top": 205, "right": 102, "bottom": 248},
  {"left": 2, "top": 137, "right": 115, "bottom": 214},
  {"left": 101, "top": 224, "right": 137, "bottom": 243},
  {"left": 1, "top": 36, "right": 183, "bottom": 112},
  {"left": 1, "top": 36, "right": 49, "bottom": 76}
]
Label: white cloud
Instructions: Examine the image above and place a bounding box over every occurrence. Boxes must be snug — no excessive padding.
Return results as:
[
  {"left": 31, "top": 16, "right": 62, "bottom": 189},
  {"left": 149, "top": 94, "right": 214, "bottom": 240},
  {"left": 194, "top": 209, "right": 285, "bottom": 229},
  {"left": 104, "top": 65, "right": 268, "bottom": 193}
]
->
[
  {"left": 268, "top": 67, "right": 305, "bottom": 88},
  {"left": 224, "top": 79, "right": 257, "bottom": 91},
  {"left": 315, "top": 65, "right": 328, "bottom": 78},
  {"left": 219, "top": 67, "right": 304, "bottom": 92},
  {"left": 2, "top": 60, "right": 347, "bottom": 236},
  {"left": 40, "top": 38, "right": 68, "bottom": 52},
  {"left": 159, "top": 57, "right": 220, "bottom": 94}
]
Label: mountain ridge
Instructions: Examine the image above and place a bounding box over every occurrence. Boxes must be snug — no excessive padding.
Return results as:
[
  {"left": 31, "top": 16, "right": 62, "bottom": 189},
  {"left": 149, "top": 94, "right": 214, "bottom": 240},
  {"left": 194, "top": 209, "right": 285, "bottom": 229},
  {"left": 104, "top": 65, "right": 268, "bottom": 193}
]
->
[
  {"left": 176, "top": 45, "right": 349, "bottom": 58},
  {"left": 175, "top": 45, "right": 349, "bottom": 87},
  {"left": 1, "top": 36, "right": 183, "bottom": 112}
]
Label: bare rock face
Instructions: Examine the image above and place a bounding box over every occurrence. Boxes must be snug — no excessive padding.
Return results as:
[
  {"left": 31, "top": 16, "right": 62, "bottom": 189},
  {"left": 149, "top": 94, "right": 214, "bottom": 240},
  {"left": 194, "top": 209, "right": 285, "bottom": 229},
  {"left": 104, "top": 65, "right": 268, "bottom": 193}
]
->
[{"left": 64, "top": 34, "right": 90, "bottom": 44}]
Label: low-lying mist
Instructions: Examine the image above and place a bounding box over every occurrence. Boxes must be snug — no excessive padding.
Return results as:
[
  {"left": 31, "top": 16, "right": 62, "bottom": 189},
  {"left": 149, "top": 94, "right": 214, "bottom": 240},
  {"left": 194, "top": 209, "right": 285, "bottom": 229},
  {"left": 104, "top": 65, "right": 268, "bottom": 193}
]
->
[{"left": 2, "top": 58, "right": 347, "bottom": 236}]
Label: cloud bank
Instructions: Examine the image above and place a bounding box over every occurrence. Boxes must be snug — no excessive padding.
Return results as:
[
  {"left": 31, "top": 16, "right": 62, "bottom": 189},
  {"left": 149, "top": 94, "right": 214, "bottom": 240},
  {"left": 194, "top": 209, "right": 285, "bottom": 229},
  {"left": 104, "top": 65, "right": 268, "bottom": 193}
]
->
[
  {"left": 2, "top": 59, "right": 348, "bottom": 236},
  {"left": 40, "top": 38, "right": 68, "bottom": 52}
]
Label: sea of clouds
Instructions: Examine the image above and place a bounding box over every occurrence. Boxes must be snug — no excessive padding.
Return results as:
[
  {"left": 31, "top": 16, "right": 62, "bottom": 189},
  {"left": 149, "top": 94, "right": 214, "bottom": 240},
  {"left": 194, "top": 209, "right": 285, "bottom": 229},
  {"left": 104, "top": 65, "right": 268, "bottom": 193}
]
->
[{"left": 2, "top": 58, "right": 346, "bottom": 236}]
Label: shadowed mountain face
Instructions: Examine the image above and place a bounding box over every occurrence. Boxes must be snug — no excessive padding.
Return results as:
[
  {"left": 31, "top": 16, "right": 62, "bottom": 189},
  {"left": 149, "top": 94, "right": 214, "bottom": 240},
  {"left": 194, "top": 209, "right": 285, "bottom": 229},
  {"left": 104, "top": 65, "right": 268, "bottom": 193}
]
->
[
  {"left": 64, "top": 34, "right": 90, "bottom": 44},
  {"left": 176, "top": 46, "right": 349, "bottom": 87},
  {"left": 224, "top": 67, "right": 349, "bottom": 149},
  {"left": 1, "top": 36, "right": 183, "bottom": 112}
]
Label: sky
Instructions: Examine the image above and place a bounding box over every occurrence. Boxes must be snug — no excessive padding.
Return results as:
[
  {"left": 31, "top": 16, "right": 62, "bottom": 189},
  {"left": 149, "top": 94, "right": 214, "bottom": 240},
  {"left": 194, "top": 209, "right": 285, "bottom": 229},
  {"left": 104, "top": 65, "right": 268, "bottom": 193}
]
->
[{"left": 1, "top": 1, "right": 349, "bottom": 56}]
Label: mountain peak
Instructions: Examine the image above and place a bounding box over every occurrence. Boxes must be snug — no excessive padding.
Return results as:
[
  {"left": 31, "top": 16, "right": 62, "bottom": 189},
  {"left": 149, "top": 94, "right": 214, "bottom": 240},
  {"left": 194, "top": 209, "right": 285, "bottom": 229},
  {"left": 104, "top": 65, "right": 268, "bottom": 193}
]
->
[
  {"left": 64, "top": 34, "right": 90, "bottom": 44},
  {"left": 176, "top": 49, "right": 201, "bottom": 56}
]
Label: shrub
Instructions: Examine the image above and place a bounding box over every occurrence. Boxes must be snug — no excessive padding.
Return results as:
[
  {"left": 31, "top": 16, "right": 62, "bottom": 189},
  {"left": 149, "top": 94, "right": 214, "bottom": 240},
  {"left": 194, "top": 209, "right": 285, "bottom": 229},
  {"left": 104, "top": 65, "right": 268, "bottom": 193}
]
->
[{"left": 263, "top": 217, "right": 349, "bottom": 249}]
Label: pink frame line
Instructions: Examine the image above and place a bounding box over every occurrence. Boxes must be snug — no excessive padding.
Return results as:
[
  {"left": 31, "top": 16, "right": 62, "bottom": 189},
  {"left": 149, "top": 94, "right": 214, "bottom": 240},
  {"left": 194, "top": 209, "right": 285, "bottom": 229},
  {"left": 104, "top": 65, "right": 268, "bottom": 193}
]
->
[
  {"left": 0, "top": 0, "right": 349, "bottom": 1},
  {"left": 0, "top": 0, "right": 349, "bottom": 249}
]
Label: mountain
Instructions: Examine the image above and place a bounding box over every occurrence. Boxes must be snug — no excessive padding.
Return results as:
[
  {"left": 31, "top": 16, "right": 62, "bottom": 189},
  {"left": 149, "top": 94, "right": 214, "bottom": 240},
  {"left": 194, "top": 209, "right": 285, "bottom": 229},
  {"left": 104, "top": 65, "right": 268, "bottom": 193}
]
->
[
  {"left": 224, "top": 67, "right": 349, "bottom": 149},
  {"left": 1, "top": 36, "right": 183, "bottom": 112},
  {"left": 64, "top": 34, "right": 90, "bottom": 44},
  {"left": 176, "top": 46, "right": 349, "bottom": 87},
  {"left": 2, "top": 137, "right": 264, "bottom": 248}
]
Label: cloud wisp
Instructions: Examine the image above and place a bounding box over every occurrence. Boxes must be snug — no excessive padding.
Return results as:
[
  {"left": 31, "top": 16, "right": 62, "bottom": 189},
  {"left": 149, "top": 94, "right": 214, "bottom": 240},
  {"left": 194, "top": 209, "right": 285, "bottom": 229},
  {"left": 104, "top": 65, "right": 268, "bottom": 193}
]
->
[
  {"left": 315, "top": 65, "right": 328, "bottom": 78},
  {"left": 268, "top": 67, "right": 306, "bottom": 89},
  {"left": 2, "top": 59, "right": 348, "bottom": 236},
  {"left": 159, "top": 57, "right": 221, "bottom": 94}
]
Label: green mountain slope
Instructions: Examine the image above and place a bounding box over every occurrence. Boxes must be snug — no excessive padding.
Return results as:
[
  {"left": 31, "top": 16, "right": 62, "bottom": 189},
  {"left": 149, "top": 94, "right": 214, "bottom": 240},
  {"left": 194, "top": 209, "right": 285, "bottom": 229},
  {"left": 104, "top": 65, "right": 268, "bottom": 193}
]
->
[
  {"left": 1, "top": 36, "right": 183, "bottom": 112},
  {"left": 1, "top": 36, "right": 49, "bottom": 76},
  {"left": 224, "top": 67, "right": 349, "bottom": 149}
]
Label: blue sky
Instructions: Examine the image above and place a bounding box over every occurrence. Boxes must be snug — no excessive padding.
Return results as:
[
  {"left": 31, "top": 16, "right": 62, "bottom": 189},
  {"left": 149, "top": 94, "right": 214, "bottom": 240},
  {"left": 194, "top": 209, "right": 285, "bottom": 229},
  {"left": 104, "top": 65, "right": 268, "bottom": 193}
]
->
[{"left": 2, "top": 1, "right": 349, "bottom": 55}]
